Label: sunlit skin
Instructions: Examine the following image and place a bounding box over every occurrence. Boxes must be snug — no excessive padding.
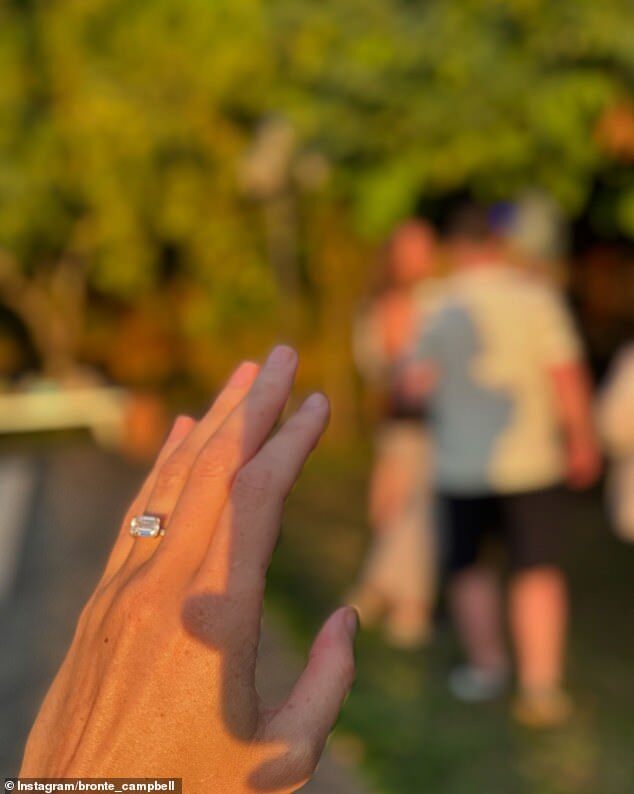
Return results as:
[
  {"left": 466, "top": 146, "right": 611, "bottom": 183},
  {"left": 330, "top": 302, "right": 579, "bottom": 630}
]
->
[
  {"left": 378, "top": 221, "right": 438, "bottom": 359},
  {"left": 21, "top": 346, "right": 358, "bottom": 793},
  {"left": 368, "top": 221, "right": 440, "bottom": 539}
]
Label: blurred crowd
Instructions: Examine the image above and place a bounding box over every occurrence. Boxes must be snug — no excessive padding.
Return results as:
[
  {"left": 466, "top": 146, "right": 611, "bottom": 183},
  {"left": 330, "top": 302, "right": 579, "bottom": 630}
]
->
[{"left": 348, "top": 201, "right": 634, "bottom": 728}]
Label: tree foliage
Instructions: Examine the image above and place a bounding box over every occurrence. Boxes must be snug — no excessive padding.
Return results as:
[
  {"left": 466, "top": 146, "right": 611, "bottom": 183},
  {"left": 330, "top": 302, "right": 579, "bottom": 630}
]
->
[
  {"left": 0, "top": 0, "right": 632, "bottom": 401},
  {"left": 273, "top": 0, "right": 633, "bottom": 234}
]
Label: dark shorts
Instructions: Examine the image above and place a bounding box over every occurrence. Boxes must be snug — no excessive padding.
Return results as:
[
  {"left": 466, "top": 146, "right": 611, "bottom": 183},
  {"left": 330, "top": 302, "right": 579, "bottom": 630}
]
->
[{"left": 438, "top": 485, "right": 568, "bottom": 575}]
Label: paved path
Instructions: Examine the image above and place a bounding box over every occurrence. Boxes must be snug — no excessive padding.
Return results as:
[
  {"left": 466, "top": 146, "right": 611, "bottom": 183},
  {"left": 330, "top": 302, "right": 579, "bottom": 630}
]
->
[{"left": 0, "top": 440, "right": 371, "bottom": 793}]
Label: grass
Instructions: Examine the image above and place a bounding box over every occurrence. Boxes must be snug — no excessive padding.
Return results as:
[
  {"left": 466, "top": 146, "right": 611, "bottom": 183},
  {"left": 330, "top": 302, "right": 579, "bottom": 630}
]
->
[{"left": 266, "top": 446, "right": 634, "bottom": 794}]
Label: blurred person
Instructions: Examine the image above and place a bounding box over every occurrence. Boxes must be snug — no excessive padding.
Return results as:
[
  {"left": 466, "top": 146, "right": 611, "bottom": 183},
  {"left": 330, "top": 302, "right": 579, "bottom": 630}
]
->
[
  {"left": 597, "top": 343, "right": 634, "bottom": 541},
  {"left": 20, "top": 347, "right": 358, "bottom": 792},
  {"left": 403, "top": 205, "right": 600, "bottom": 726},
  {"left": 349, "top": 219, "right": 440, "bottom": 647},
  {"left": 500, "top": 190, "right": 569, "bottom": 284}
]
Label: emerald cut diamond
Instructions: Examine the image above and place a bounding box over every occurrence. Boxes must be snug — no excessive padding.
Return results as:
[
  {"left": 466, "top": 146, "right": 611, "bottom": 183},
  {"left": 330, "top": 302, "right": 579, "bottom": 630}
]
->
[{"left": 129, "top": 514, "right": 164, "bottom": 538}]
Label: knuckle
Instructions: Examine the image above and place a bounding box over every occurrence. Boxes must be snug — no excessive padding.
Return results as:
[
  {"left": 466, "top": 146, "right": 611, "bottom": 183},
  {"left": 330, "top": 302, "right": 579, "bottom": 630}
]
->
[
  {"left": 232, "top": 465, "right": 274, "bottom": 510},
  {"left": 155, "top": 455, "right": 189, "bottom": 492},
  {"left": 180, "top": 591, "right": 244, "bottom": 647},
  {"left": 194, "top": 443, "right": 235, "bottom": 482},
  {"left": 181, "top": 592, "right": 223, "bottom": 637}
]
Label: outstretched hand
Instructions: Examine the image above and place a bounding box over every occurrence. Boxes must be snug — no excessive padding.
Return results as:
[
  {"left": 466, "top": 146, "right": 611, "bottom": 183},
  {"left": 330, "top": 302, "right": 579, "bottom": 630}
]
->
[{"left": 21, "top": 346, "right": 357, "bottom": 793}]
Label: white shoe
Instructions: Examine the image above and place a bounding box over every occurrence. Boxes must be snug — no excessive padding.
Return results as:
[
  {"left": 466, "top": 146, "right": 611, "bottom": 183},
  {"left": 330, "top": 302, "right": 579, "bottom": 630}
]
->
[{"left": 448, "top": 665, "right": 509, "bottom": 703}]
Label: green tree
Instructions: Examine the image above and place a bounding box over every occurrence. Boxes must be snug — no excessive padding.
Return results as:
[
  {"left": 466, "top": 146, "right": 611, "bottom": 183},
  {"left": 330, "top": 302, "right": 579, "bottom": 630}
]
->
[
  {"left": 0, "top": 0, "right": 631, "bottom": 405},
  {"left": 0, "top": 0, "right": 279, "bottom": 379},
  {"left": 274, "top": 0, "right": 634, "bottom": 236}
]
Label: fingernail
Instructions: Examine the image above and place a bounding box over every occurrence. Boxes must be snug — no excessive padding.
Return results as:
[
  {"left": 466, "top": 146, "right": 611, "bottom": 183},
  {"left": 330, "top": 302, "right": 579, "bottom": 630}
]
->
[
  {"left": 266, "top": 345, "right": 296, "bottom": 368},
  {"left": 228, "top": 361, "right": 259, "bottom": 387},
  {"left": 344, "top": 607, "right": 359, "bottom": 639},
  {"left": 302, "top": 392, "right": 329, "bottom": 413}
]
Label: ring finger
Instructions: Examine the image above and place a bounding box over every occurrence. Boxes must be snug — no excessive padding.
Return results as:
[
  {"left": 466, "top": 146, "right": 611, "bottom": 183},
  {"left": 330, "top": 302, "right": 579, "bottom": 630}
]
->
[{"left": 122, "top": 360, "right": 260, "bottom": 572}]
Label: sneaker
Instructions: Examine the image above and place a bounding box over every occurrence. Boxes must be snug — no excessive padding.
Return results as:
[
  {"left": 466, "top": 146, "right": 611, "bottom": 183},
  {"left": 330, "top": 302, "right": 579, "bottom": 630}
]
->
[
  {"left": 511, "top": 687, "right": 574, "bottom": 728},
  {"left": 448, "top": 664, "right": 509, "bottom": 703}
]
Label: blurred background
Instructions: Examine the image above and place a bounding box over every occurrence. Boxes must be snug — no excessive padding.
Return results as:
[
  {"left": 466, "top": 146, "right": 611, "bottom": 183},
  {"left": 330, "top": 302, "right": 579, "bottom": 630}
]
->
[{"left": 0, "top": 1, "right": 633, "bottom": 791}]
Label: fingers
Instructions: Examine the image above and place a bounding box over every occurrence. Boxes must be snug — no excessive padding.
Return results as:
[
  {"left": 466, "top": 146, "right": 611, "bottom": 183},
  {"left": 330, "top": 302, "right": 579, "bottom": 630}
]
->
[
  {"left": 193, "top": 392, "right": 330, "bottom": 599},
  {"left": 182, "top": 391, "right": 330, "bottom": 718},
  {"left": 154, "top": 345, "right": 299, "bottom": 570},
  {"left": 101, "top": 414, "right": 196, "bottom": 581},
  {"left": 123, "top": 360, "right": 260, "bottom": 571},
  {"left": 144, "top": 362, "right": 261, "bottom": 519},
  {"left": 262, "top": 607, "right": 358, "bottom": 768}
]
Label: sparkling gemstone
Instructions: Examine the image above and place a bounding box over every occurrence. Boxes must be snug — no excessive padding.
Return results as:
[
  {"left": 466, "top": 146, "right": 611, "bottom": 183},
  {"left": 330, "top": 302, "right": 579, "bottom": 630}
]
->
[{"left": 130, "top": 514, "right": 163, "bottom": 538}]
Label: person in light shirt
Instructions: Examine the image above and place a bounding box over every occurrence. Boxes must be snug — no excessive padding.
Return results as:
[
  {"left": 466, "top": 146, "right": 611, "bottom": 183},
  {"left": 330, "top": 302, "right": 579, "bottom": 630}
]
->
[{"left": 404, "top": 205, "right": 600, "bottom": 726}]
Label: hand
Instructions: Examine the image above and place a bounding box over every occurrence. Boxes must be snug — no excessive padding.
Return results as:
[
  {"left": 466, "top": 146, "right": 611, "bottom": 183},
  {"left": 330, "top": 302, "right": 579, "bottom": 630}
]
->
[
  {"left": 566, "top": 434, "right": 602, "bottom": 489},
  {"left": 21, "top": 346, "right": 358, "bottom": 793}
]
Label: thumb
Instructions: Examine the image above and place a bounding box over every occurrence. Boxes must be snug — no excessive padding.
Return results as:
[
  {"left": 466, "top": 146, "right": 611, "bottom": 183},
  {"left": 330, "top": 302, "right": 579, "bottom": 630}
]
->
[{"left": 263, "top": 607, "right": 358, "bottom": 755}]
